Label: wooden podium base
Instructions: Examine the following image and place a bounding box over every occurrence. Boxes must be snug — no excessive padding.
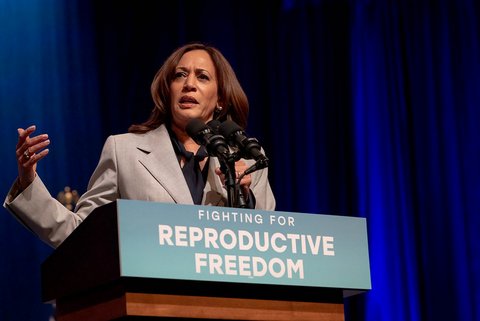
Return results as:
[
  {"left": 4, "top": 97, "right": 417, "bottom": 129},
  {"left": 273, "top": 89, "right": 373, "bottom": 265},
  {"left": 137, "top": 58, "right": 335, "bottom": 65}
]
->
[{"left": 56, "top": 292, "right": 344, "bottom": 321}]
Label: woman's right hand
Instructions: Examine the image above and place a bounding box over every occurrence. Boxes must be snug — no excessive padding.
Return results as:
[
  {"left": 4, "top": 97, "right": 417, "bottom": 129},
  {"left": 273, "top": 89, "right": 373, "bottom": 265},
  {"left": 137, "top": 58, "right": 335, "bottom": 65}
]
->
[{"left": 16, "top": 125, "right": 50, "bottom": 190}]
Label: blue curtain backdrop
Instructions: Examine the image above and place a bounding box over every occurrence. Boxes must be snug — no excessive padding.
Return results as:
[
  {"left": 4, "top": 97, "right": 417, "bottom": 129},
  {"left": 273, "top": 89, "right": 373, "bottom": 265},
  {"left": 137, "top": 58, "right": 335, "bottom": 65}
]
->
[{"left": 1, "top": 0, "right": 479, "bottom": 320}]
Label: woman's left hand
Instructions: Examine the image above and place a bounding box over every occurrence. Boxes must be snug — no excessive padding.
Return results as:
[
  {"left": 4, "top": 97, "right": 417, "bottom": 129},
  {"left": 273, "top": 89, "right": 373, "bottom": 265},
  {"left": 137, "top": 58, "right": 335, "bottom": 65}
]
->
[{"left": 215, "top": 160, "right": 252, "bottom": 194}]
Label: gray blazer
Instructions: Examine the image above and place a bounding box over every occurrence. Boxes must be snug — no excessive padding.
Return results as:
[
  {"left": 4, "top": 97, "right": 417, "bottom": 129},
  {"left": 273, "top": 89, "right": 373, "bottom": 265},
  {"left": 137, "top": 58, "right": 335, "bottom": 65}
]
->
[{"left": 4, "top": 125, "right": 275, "bottom": 247}]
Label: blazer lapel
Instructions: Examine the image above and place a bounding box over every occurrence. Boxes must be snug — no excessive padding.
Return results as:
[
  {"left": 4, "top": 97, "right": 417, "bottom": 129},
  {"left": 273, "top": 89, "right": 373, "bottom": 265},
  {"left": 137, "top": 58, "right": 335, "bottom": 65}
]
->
[{"left": 136, "top": 125, "right": 194, "bottom": 204}]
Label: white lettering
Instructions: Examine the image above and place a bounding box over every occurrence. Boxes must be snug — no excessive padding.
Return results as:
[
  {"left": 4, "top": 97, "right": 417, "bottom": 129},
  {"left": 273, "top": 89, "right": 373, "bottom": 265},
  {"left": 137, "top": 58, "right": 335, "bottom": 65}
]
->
[
  {"left": 209, "top": 253, "right": 223, "bottom": 274},
  {"left": 269, "top": 215, "right": 295, "bottom": 226},
  {"left": 174, "top": 225, "right": 188, "bottom": 246},
  {"left": 224, "top": 255, "right": 237, "bottom": 275},
  {"left": 238, "top": 256, "right": 252, "bottom": 276},
  {"left": 253, "top": 256, "right": 267, "bottom": 277},
  {"left": 189, "top": 226, "right": 203, "bottom": 247},
  {"left": 195, "top": 253, "right": 207, "bottom": 273},
  {"left": 219, "top": 229, "right": 237, "bottom": 250},
  {"left": 159, "top": 226, "right": 335, "bottom": 259},
  {"left": 307, "top": 235, "right": 321, "bottom": 255},
  {"left": 288, "top": 216, "right": 295, "bottom": 226},
  {"left": 286, "top": 234, "right": 300, "bottom": 254},
  {"left": 238, "top": 230, "right": 254, "bottom": 250},
  {"left": 204, "top": 228, "right": 219, "bottom": 248},
  {"left": 268, "top": 258, "right": 286, "bottom": 278},
  {"left": 194, "top": 254, "right": 304, "bottom": 280},
  {"left": 254, "top": 231, "right": 269, "bottom": 252},
  {"left": 287, "top": 259, "right": 304, "bottom": 279},
  {"left": 196, "top": 210, "right": 264, "bottom": 225},
  {"left": 271, "top": 233, "right": 287, "bottom": 253},
  {"left": 300, "top": 234, "right": 307, "bottom": 254},
  {"left": 158, "top": 225, "right": 173, "bottom": 245},
  {"left": 323, "top": 236, "right": 335, "bottom": 256}
]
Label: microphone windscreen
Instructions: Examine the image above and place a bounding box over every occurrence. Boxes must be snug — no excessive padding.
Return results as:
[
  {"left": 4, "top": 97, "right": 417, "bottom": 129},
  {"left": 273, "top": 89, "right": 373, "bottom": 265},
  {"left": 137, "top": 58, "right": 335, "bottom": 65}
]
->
[
  {"left": 219, "top": 120, "right": 243, "bottom": 138},
  {"left": 206, "top": 119, "right": 222, "bottom": 133},
  {"left": 186, "top": 118, "right": 208, "bottom": 138}
]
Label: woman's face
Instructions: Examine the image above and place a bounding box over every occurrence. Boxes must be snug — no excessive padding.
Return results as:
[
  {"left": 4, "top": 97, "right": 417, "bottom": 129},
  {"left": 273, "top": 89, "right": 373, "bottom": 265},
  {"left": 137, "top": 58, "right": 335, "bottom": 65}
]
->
[{"left": 170, "top": 49, "right": 219, "bottom": 131}]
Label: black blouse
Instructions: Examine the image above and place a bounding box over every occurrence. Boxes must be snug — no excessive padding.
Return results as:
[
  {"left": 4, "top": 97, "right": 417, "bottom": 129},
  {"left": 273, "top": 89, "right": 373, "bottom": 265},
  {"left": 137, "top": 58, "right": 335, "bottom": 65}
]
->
[{"left": 169, "top": 129, "right": 209, "bottom": 205}]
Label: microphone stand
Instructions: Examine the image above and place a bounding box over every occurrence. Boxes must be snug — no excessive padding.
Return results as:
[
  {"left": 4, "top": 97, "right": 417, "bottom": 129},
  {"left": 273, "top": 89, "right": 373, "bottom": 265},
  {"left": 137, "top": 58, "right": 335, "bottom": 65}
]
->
[
  {"left": 186, "top": 118, "right": 254, "bottom": 208},
  {"left": 217, "top": 149, "right": 269, "bottom": 208},
  {"left": 220, "top": 151, "right": 248, "bottom": 208},
  {"left": 221, "top": 156, "right": 236, "bottom": 208}
]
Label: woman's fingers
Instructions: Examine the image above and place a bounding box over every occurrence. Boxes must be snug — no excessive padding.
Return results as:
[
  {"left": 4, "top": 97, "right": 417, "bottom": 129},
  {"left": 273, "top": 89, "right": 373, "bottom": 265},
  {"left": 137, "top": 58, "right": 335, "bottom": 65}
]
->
[
  {"left": 25, "top": 135, "right": 50, "bottom": 155},
  {"left": 21, "top": 148, "right": 50, "bottom": 168},
  {"left": 15, "top": 125, "right": 50, "bottom": 189},
  {"left": 237, "top": 171, "right": 252, "bottom": 187},
  {"left": 16, "top": 129, "right": 50, "bottom": 163},
  {"left": 16, "top": 125, "right": 36, "bottom": 149},
  {"left": 234, "top": 161, "right": 250, "bottom": 177},
  {"left": 215, "top": 161, "right": 252, "bottom": 189}
]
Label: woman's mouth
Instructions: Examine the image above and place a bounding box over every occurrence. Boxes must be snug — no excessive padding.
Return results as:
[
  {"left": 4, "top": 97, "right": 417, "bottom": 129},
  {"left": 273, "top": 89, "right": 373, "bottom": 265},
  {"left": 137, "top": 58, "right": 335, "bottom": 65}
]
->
[{"left": 179, "top": 96, "right": 198, "bottom": 107}]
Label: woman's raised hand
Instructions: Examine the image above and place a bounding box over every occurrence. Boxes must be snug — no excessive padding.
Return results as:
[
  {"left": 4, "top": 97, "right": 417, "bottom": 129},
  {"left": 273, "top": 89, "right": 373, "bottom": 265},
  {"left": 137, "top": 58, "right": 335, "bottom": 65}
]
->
[{"left": 16, "top": 125, "right": 50, "bottom": 189}]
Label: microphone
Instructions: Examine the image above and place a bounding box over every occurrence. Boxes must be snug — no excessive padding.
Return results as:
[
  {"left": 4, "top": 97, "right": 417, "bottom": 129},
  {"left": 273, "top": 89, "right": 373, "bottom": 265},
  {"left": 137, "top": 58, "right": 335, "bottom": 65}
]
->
[
  {"left": 208, "top": 119, "right": 249, "bottom": 208},
  {"left": 186, "top": 118, "right": 230, "bottom": 159},
  {"left": 219, "top": 120, "right": 269, "bottom": 171},
  {"left": 206, "top": 119, "right": 222, "bottom": 135}
]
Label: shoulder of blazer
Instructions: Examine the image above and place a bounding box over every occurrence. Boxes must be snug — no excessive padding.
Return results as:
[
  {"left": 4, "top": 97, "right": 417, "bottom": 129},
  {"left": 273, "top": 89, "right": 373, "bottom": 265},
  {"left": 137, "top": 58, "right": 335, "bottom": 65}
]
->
[{"left": 108, "top": 125, "right": 170, "bottom": 154}]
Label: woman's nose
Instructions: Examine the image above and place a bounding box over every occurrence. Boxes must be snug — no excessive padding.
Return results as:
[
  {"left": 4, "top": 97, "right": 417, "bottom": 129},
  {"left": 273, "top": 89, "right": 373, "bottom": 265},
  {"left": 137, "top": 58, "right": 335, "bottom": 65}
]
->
[{"left": 183, "top": 75, "right": 196, "bottom": 91}]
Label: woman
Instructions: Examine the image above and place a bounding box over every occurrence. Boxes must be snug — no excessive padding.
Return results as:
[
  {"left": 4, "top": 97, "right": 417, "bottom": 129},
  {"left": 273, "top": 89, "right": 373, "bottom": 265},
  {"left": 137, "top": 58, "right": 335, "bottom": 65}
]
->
[{"left": 4, "top": 43, "right": 276, "bottom": 248}]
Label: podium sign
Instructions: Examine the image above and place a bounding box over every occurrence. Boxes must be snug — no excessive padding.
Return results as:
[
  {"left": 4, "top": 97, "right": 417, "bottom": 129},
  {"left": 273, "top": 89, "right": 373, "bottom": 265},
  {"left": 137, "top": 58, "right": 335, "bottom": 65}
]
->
[
  {"left": 42, "top": 200, "right": 371, "bottom": 320},
  {"left": 116, "top": 199, "right": 371, "bottom": 292}
]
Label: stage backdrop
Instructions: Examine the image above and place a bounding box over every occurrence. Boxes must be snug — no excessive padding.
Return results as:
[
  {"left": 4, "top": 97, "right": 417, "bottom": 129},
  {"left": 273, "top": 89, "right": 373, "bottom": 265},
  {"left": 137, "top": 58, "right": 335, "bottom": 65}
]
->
[{"left": 1, "top": 1, "right": 479, "bottom": 320}]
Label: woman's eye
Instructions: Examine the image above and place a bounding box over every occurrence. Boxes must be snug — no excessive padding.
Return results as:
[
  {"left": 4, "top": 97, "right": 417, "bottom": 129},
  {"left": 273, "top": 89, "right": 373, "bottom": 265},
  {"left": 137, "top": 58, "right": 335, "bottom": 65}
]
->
[
  {"left": 198, "top": 74, "right": 209, "bottom": 80},
  {"left": 174, "top": 71, "right": 187, "bottom": 78}
]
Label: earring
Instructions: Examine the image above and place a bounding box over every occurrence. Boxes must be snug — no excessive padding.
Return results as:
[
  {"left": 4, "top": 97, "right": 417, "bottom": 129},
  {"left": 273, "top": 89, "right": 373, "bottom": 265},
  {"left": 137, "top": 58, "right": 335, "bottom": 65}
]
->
[{"left": 216, "top": 105, "right": 223, "bottom": 112}]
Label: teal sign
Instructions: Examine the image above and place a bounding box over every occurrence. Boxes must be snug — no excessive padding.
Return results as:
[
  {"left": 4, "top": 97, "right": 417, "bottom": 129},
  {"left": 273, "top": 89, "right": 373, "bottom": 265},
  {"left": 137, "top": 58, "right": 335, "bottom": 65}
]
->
[{"left": 116, "top": 199, "right": 371, "bottom": 291}]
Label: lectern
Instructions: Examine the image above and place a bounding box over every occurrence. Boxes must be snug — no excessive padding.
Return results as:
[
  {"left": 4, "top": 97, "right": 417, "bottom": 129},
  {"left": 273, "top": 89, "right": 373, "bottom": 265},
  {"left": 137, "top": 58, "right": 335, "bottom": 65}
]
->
[{"left": 42, "top": 200, "right": 371, "bottom": 320}]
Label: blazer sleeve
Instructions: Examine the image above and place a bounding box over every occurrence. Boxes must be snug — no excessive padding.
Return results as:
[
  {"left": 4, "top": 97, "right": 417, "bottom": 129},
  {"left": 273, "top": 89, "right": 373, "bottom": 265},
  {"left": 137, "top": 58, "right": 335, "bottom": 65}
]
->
[
  {"left": 3, "top": 135, "right": 120, "bottom": 248},
  {"left": 3, "top": 175, "right": 83, "bottom": 248},
  {"left": 250, "top": 165, "right": 276, "bottom": 211}
]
